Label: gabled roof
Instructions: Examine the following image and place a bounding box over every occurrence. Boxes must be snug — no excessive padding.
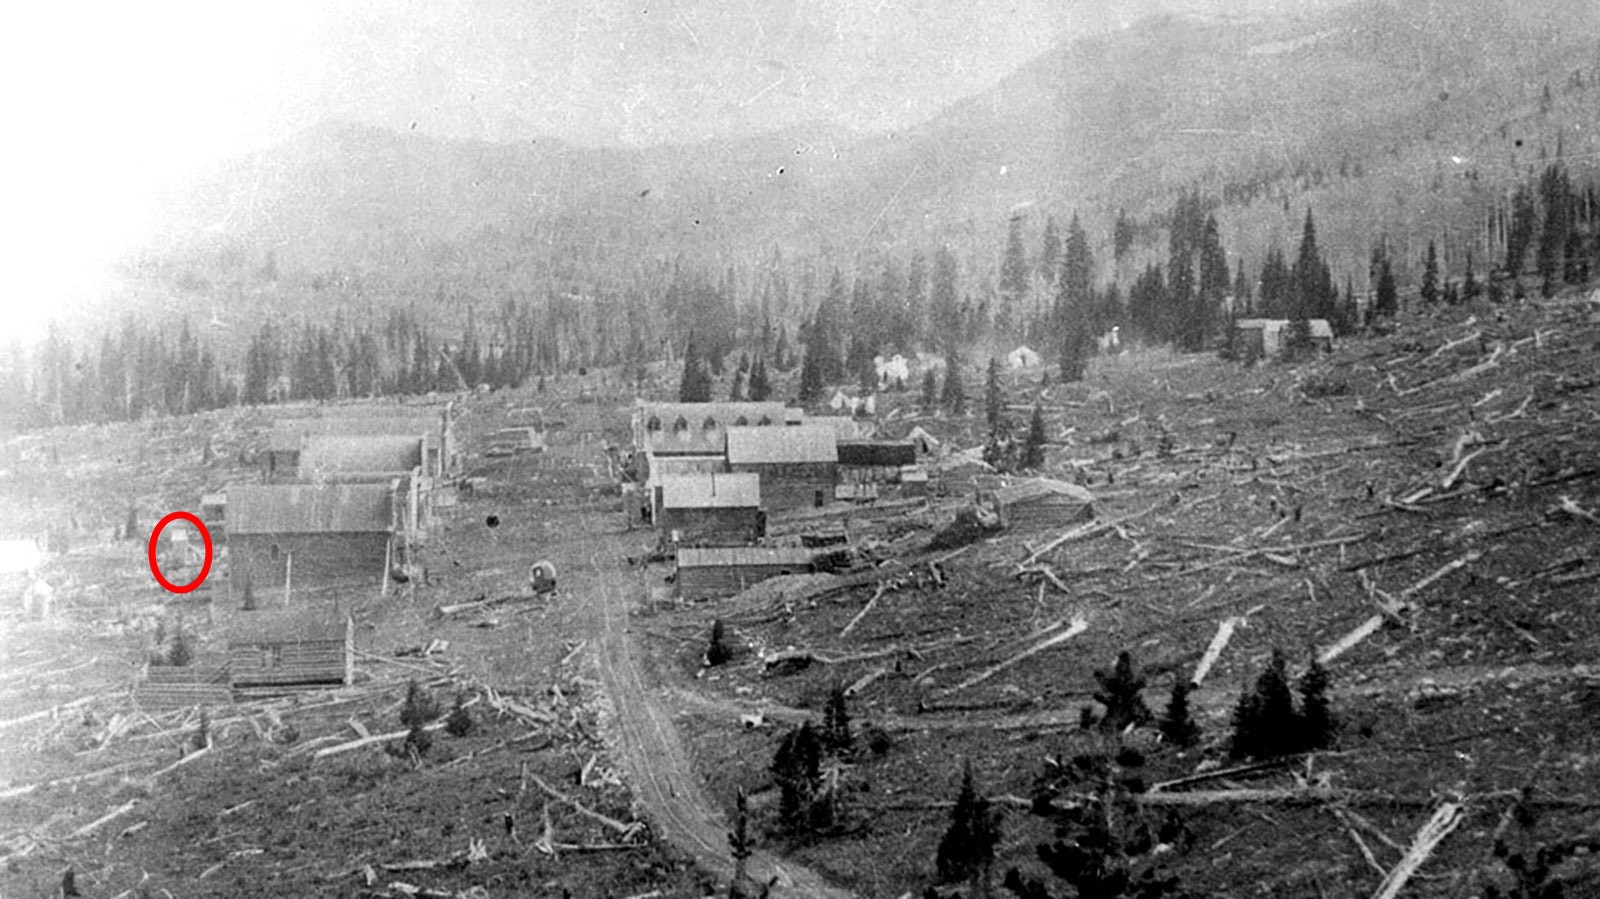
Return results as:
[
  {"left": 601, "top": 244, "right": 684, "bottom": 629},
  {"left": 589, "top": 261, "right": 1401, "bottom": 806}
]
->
[
  {"left": 227, "top": 607, "right": 351, "bottom": 644},
  {"left": 297, "top": 435, "right": 424, "bottom": 479},
  {"left": 726, "top": 425, "right": 838, "bottom": 465},
  {"left": 1234, "top": 318, "right": 1335, "bottom": 338},
  {"left": 226, "top": 484, "right": 395, "bottom": 535},
  {"left": 676, "top": 546, "right": 817, "bottom": 568},
  {"left": 269, "top": 417, "right": 437, "bottom": 452},
  {"left": 657, "top": 473, "right": 761, "bottom": 509},
  {"left": 995, "top": 478, "right": 1094, "bottom": 507}
]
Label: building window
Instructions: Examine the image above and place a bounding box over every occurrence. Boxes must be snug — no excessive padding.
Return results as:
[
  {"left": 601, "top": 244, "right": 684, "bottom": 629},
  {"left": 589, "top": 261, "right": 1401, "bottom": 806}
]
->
[
  {"left": 646, "top": 416, "right": 662, "bottom": 431},
  {"left": 734, "top": 416, "right": 748, "bottom": 426},
  {"left": 269, "top": 543, "right": 281, "bottom": 561},
  {"left": 672, "top": 416, "right": 689, "bottom": 432},
  {"left": 703, "top": 417, "right": 717, "bottom": 430},
  {"left": 757, "top": 416, "right": 773, "bottom": 425}
]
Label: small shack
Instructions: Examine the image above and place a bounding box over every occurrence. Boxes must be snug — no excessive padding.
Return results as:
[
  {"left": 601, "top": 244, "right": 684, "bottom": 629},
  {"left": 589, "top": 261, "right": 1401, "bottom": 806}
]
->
[
  {"left": 994, "top": 478, "right": 1095, "bottom": 532},
  {"left": 1233, "top": 318, "right": 1334, "bottom": 359},
  {"left": 135, "top": 666, "right": 233, "bottom": 711},
  {"left": 838, "top": 441, "right": 918, "bottom": 486},
  {"left": 228, "top": 608, "right": 354, "bottom": 690},
  {"left": 675, "top": 546, "right": 818, "bottom": 600},
  {"left": 653, "top": 473, "right": 764, "bottom": 546},
  {"left": 725, "top": 425, "right": 838, "bottom": 512},
  {"left": 225, "top": 483, "right": 397, "bottom": 604}
]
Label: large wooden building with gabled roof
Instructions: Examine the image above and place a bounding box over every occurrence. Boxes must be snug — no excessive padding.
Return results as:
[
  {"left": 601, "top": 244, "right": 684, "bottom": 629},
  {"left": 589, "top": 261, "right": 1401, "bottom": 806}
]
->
[
  {"left": 265, "top": 405, "right": 456, "bottom": 482},
  {"left": 675, "top": 546, "right": 818, "bottom": 600},
  {"left": 228, "top": 606, "right": 354, "bottom": 690},
  {"left": 225, "top": 484, "right": 398, "bottom": 603},
  {"left": 652, "top": 472, "right": 763, "bottom": 546},
  {"left": 724, "top": 425, "right": 838, "bottom": 512}
]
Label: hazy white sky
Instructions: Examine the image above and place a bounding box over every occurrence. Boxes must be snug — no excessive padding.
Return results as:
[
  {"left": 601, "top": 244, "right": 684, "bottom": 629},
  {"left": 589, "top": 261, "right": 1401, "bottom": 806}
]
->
[{"left": 0, "top": 0, "right": 1324, "bottom": 340}]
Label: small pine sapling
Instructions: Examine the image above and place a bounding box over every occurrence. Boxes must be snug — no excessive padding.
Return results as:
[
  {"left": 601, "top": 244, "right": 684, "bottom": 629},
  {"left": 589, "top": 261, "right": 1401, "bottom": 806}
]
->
[
  {"left": 1092, "top": 651, "right": 1153, "bottom": 733},
  {"left": 445, "top": 693, "right": 474, "bottom": 737},
  {"left": 728, "top": 787, "right": 758, "bottom": 898},
  {"left": 771, "top": 721, "right": 822, "bottom": 832},
  {"left": 935, "top": 760, "right": 1002, "bottom": 892},
  {"left": 822, "top": 681, "right": 852, "bottom": 755},
  {"left": 399, "top": 679, "right": 439, "bottom": 729},
  {"left": 706, "top": 619, "right": 734, "bottom": 667},
  {"left": 1158, "top": 680, "right": 1201, "bottom": 749}
]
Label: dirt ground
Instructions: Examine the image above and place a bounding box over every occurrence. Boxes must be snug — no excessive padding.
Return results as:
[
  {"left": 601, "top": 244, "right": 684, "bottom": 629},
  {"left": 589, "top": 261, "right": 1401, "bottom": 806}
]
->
[{"left": 4, "top": 290, "right": 1599, "bottom": 898}]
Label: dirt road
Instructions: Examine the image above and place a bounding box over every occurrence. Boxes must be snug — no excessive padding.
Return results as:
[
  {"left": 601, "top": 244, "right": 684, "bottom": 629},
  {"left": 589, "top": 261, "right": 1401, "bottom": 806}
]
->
[{"left": 550, "top": 517, "right": 851, "bottom": 897}]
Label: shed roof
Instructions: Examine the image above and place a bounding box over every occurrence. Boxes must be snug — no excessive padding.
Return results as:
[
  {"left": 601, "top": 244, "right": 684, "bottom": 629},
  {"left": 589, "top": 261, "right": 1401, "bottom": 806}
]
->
[
  {"left": 269, "top": 417, "right": 437, "bottom": 452},
  {"left": 676, "top": 546, "right": 817, "bottom": 568},
  {"left": 995, "top": 478, "right": 1095, "bottom": 507},
  {"left": 226, "top": 484, "right": 394, "bottom": 535},
  {"left": 297, "top": 435, "right": 423, "bottom": 479},
  {"left": 1233, "top": 318, "right": 1334, "bottom": 339},
  {"left": 726, "top": 425, "right": 838, "bottom": 465},
  {"left": 227, "top": 608, "right": 351, "bottom": 644},
  {"left": 657, "top": 473, "right": 761, "bottom": 509}
]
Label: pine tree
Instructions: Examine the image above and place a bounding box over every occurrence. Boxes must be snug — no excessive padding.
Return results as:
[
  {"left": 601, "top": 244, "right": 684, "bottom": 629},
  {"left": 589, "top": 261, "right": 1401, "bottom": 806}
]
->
[
  {"left": 678, "top": 332, "right": 712, "bottom": 402},
  {"left": 1373, "top": 246, "right": 1399, "bottom": 319},
  {"left": 1420, "top": 241, "right": 1440, "bottom": 306},
  {"left": 921, "top": 368, "right": 939, "bottom": 414},
  {"left": 1000, "top": 216, "right": 1031, "bottom": 340},
  {"left": 1463, "top": 249, "right": 1482, "bottom": 302},
  {"left": 1507, "top": 183, "right": 1538, "bottom": 276},
  {"left": 747, "top": 356, "right": 771, "bottom": 401},
  {"left": 1022, "top": 404, "right": 1048, "bottom": 470},
  {"left": 400, "top": 679, "right": 439, "bottom": 729},
  {"left": 822, "top": 681, "right": 852, "bottom": 754},
  {"left": 941, "top": 354, "right": 967, "bottom": 415},
  {"left": 1039, "top": 215, "right": 1062, "bottom": 286},
  {"left": 728, "top": 787, "right": 757, "bottom": 897},
  {"left": 166, "top": 627, "right": 193, "bottom": 667},
  {"left": 445, "top": 693, "right": 474, "bottom": 737},
  {"left": 936, "top": 760, "right": 1002, "bottom": 891},
  {"left": 984, "top": 356, "right": 1004, "bottom": 431},
  {"left": 1298, "top": 655, "right": 1336, "bottom": 751},
  {"left": 706, "top": 619, "right": 734, "bottom": 667},
  {"left": 729, "top": 367, "right": 746, "bottom": 401},
  {"left": 1092, "top": 651, "right": 1153, "bottom": 733},
  {"left": 1230, "top": 648, "right": 1298, "bottom": 759},
  {"left": 798, "top": 343, "right": 826, "bottom": 405},
  {"left": 1159, "top": 680, "right": 1201, "bottom": 749},
  {"left": 772, "top": 722, "right": 823, "bottom": 832}
]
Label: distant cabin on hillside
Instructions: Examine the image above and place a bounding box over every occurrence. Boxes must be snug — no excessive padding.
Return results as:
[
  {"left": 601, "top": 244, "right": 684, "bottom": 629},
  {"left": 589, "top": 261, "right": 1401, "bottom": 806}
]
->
[
  {"left": 225, "top": 484, "right": 398, "bottom": 604},
  {"left": 228, "top": 607, "right": 354, "bottom": 690},
  {"left": 838, "top": 440, "right": 918, "bottom": 486},
  {"left": 1233, "top": 319, "right": 1334, "bottom": 359},
  {"left": 653, "top": 473, "right": 764, "bottom": 546},
  {"left": 267, "top": 409, "right": 454, "bottom": 482},
  {"left": 725, "top": 425, "right": 838, "bottom": 512},
  {"left": 993, "top": 478, "right": 1095, "bottom": 533},
  {"left": 675, "top": 546, "right": 818, "bottom": 600}
]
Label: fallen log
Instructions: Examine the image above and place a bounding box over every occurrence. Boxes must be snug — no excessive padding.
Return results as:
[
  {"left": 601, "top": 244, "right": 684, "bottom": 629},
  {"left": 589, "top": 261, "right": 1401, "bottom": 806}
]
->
[
  {"left": 1398, "top": 551, "right": 1482, "bottom": 600},
  {"left": 0, "top": 761, "right": 144, "bottom": 800},
  {"left": 1191, "top": 617, "right": 1243, "bottom": 687},
  {"left": 68, "top": 800, "right": 139, "bottom": 839},
  {"left": 1318, "top": 615, "right": 1386, "bottom": 666},
  {"left": 525, "top": 771, "right": 641, "bottom": 837},
  {"left": 1371, "top": 802, "right": 1466, "bottom": 899},
  {"left": 840, "top": 584, "right": 888, "bottom": 638},
  {"left": 845, "top": 667, "right": 889, "bottom": 697},
  {"left": 934, "top": 617, "right": 1088, "bottom": 697}
]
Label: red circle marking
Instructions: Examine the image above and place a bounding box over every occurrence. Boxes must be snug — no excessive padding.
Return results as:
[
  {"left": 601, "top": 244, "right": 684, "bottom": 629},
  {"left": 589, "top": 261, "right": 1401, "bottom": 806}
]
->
[{"left": 148, "top": 511, "right": 213, "bottom": 595}]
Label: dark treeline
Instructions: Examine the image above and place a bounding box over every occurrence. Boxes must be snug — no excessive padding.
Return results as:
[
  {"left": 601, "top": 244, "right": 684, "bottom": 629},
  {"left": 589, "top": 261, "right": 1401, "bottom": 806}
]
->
[{"left": 4, "top": 156, "right": 1596, "bottom": 431}]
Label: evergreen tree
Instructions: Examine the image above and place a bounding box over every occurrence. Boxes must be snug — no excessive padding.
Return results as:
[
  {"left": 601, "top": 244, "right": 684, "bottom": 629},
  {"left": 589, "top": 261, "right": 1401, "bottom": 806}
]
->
[
  {"left": 1373, "top": 244, "right": 1399, "bottom": 319},
  {"left": 1039, "top": 215, "right": 1062, "bottom": 286},
  {"left": 1092, "top": 651, "right": 1153, "bottom": 733},
  {"left": 1000, "top": 215, "right": 1031, "bottom": 340},
  {"left": 1420, "top": 241, "right": 1440, "bottom": 306},
  {"left": 728, "top": 787, "right": 756, "bottom": 897},
  {"left": 1159, "top": 680, "right": 1201, "bottom": 749},
  {"left": 1230, "top": 648, "right": 1298, "bottom": 759},
  {"left": 445, "top": 693, "right": 474, "bottom": 737},
  {"left": 921, "top": 368, "right": 939, "bottom": 414},
  {"left": 1537, "top": 162, "right": 1572, "bottom": 297},
  {"left": 1258, "top": 247, "right": 1291, "bottom": 319},
  {"left": 706, "top": 619, "right": 734, "bottom": 667},
  {"left": 1298, "top": 655, "right": 1337, "bottom": 751},
  {"left": 166, "top": 626, "right": 192, "bottom": 667},
  {"left": 1022, "top": 404, "right": 1048, "bottom": 470},
  {"left": 772, "top": 722, "right": 823, "bottom": 831},
  {"left": 400, "top": 678, "right": 439, "bottom": 729},
  {"left": 729, "top": 367, "right": 746, "bottom": 401},
  {"left": 798, "top": 343, "right": 826, "bottom": 405},
  {"left": 1506, "top": 183, "right": 1538, "bottom": 276},
  {"left": 941, "top": 353, "right": 967, "bottom": 415},
  {"left": 822, "top": 681, "right": 852, "bottom": 754},
  {"left": 931, "top": 247, "right": 962, "bottom": 358},
  {"left": 1290, "top": 208, "right": 1334, "bottom": 324},
  {"left": 1463, "top": 249, "right": 1482, "bottom": 302},
  {"left": 678, "top": 332, "right": 712, "bottom": 402},
  {"left": 747, "top": 356, "right": 772, "bottom": 401},
  {"left": 936, "top": 760, "right": 1002, "bottom": 892},
  {"left": 1113, "top": 207, "right": 1136, "bottom": 264},
  {"left": 985, "top": 356, "right": 1004, "bottom": 431}
]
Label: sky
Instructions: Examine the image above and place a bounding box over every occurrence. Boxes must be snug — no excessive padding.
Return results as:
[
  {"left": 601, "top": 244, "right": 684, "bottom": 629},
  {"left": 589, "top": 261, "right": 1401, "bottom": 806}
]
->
[{"left": 0, "top": 0, "right": 1329, "bottom": 342}]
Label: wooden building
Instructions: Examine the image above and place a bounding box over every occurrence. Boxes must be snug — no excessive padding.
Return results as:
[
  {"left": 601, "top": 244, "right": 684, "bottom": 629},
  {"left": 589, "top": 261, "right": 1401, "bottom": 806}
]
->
[
  {"left": 1233, "top": 319, "right": 1334, "bottom": 359},
  {"left": 675, "top": 546, "right": 818, "bottom": 600},
  {"left": 266, "top": 406, "right": 455, "bottom": 482},
  {"left": 297, "top": 434, "right": 425, "bottom": 482},
  {"left": 653, "top": 473, "right": 764, "bottom": 546},
  {"left": 994, "top": 478, "right": 1095, "bottom": 532},
  {"left": 725, "top": 425, "right": 838, "bottom": 512},
  {"left": 135, "top": 666, "right": 233, "bottom": 711},
  {"left": 228, "top": 608, "right": 354, "bottom": 690},
  {"left": 631, "top": 401, "right": 792, "bottom": 460},
  {"left": 225, "top": 484, "right": 397, "bottom": 604},
  {"left": 838, "top": 440, "right": 917, "bottom": 486}
]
